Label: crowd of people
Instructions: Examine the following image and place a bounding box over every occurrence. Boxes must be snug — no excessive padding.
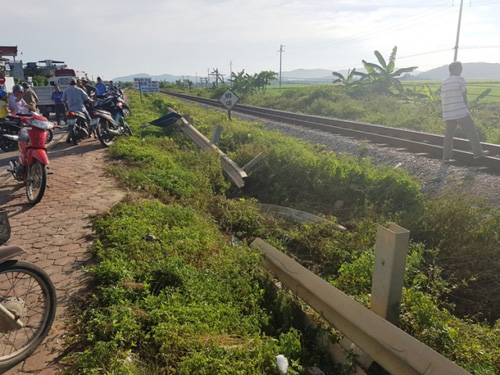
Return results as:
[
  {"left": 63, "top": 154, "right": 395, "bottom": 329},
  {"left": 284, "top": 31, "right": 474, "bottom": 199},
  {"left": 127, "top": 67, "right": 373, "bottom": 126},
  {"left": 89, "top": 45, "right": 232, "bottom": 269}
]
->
[
  {"left": 0, "top": 77, "right": 121, "bottom": 146},
  {"left": 0, "top": 77, "right": 119, "bottom": 122}
]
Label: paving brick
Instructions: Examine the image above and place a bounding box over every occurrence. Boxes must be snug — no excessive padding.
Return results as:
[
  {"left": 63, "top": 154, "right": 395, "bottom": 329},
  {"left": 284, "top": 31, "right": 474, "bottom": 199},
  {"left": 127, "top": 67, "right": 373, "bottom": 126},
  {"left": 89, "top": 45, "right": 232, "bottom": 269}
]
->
[{"left": 0, "top": 137, "right": 125, "bottom": 374}]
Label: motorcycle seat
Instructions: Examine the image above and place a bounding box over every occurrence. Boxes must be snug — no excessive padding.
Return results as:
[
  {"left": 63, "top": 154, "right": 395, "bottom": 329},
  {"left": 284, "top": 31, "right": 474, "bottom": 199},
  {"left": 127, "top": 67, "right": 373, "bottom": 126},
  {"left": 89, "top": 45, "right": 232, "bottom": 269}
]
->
[{"left": 68, "top": 110, "right": 85, "bottom": 116}]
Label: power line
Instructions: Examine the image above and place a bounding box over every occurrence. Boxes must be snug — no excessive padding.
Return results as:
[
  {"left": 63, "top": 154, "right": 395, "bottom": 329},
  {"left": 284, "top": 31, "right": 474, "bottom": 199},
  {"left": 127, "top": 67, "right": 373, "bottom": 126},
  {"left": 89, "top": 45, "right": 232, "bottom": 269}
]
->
[
  {"left": 287, "top": 0, "right": 499, "bottom": 58},
  {"left": 399, "top": 48, "right": 453, "bottom": 60},
  {"left": 286, "top": 2, "right": 454, "bottom": 54}
]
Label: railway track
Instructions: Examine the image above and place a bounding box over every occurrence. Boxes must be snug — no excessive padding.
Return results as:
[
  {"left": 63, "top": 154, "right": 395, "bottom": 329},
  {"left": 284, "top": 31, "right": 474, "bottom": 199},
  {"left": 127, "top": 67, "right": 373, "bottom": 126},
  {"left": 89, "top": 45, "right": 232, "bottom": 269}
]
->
[{"left": 166, "top": 92, "right": 500, "bottom": 171}]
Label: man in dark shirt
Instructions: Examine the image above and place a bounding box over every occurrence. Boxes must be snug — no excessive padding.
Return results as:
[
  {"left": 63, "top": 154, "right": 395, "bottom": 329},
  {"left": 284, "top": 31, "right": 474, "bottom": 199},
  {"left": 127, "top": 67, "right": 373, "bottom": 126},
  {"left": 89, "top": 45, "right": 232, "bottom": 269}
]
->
[
  {"left": 80, "top": 78, "right": 96, "bottom": 97},
  {"left": 51, "top": 85, "right": 66, "bottom": 125}
]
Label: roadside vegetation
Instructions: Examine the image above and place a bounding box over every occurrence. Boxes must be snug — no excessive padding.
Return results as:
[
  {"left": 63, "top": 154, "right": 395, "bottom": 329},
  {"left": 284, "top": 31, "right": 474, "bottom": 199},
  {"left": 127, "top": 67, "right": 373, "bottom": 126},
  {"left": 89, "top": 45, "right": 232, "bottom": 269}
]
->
[
  {"left": 65, "top": 90, "right": 499, "bottom": 374},
  {"left": 168, "top": 46, "right": 500, "bottom": 144}
]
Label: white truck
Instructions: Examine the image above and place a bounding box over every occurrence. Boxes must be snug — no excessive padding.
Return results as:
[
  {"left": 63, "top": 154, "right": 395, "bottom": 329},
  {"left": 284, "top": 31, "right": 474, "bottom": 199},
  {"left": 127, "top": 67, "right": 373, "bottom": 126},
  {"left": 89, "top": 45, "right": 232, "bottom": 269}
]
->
[{"left": 32, "top": 69, "right": 88, "bottom": 118}]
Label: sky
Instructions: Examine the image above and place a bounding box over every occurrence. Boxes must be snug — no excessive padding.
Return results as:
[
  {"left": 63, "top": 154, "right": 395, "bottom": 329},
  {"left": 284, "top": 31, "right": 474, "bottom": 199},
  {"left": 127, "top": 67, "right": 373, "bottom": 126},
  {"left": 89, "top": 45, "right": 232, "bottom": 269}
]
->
[{"left": 4, "top": 0, "right": 500, "bottom": 81}]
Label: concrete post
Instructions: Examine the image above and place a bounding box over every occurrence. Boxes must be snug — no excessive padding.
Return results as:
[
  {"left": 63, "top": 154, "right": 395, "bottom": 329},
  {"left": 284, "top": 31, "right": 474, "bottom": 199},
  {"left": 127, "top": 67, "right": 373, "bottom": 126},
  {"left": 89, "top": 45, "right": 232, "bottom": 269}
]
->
[{"left": 370, "top": 223, "right": 410, "bottom": 325}]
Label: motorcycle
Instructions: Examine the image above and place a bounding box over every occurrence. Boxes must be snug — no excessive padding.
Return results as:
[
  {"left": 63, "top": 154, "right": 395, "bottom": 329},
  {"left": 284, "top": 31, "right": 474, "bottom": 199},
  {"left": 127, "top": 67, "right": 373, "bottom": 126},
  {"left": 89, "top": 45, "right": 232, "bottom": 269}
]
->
[
  {"left": 0, "top": 210, "right": 57, "bottom": 370},
  {"left": 1, "top": 116, "right": 54, "bottom": 153},
  {"left": 0, "top": 117, "right": 21, "bottom": 153},
  {"left": 89, "top": 107, "right": 132, "bottom": 148},
  {"left": 5, "top": 113, "right": 55, "bottom": 204},
  {"left": 94, "top": 92, "right": 131, "bottom": 123},
  {"left": 65, "top": 110, "right": 95, "bottom": 145}
]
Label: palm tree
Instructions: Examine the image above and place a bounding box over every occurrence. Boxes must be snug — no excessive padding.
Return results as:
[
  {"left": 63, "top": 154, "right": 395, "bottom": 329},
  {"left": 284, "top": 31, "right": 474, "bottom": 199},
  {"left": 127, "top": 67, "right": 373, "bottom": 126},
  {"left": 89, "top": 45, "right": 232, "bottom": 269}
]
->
[{"left": 361, "top": 46, "right": 417, "bottom": 94}]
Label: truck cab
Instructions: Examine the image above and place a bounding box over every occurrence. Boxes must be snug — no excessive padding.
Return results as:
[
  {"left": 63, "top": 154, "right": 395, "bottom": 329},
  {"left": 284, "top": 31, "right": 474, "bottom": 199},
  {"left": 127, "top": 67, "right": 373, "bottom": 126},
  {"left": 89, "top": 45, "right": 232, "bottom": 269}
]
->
[{"left": 48, "top": 69, "right": 87, "bottom": 89}]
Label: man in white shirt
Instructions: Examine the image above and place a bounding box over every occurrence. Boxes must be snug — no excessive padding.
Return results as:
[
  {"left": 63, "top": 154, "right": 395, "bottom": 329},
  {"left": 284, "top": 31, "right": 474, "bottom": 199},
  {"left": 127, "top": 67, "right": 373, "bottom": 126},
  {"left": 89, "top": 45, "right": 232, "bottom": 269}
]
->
[
  {"left": 8, "top": 85, "right": 35, "bottom": 114},
  {"left": 441, "top": 61, "right": 488, "bottom": 161}
]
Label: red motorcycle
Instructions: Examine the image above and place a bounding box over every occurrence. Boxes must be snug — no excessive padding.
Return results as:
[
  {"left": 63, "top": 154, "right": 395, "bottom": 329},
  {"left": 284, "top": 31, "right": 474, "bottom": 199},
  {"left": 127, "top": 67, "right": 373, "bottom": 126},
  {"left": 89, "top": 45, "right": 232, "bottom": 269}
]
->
[{"left": 5, "top": 113, "right": 55, "bottom": 204}]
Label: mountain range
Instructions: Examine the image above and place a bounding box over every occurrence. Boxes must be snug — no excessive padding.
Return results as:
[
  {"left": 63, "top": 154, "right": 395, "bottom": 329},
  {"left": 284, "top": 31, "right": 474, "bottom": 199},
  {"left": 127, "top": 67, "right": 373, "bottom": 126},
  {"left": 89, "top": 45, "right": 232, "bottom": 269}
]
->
[{"left": 113, "top": 62, "right": 500, "bottom": 83}]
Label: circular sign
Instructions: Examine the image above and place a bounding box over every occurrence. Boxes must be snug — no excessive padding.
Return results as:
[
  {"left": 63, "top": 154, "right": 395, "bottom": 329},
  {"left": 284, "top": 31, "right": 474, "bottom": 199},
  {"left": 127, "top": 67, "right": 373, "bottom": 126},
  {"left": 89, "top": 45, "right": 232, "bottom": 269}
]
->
[{"left": 0, "top": 75, "right": 5, "bottom": 85}]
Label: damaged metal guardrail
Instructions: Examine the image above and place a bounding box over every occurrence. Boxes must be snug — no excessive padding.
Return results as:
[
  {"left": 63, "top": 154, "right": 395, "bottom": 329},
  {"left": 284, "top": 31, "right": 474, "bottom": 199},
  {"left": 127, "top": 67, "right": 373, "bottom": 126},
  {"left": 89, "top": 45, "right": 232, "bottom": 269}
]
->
[
  {"left": 250, "top": 238, "right": 471, "bottom": 375},
  {"left": 142, "top": 110, "right": 263, "bottom": 188}
]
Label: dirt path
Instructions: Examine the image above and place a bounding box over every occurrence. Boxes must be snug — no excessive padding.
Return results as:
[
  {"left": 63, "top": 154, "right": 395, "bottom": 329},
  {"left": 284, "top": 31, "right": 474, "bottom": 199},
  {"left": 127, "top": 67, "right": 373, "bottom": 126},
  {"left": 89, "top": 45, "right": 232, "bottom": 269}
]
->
[{"left": 0, "top": 133, "right": 125, "bottom": 374}]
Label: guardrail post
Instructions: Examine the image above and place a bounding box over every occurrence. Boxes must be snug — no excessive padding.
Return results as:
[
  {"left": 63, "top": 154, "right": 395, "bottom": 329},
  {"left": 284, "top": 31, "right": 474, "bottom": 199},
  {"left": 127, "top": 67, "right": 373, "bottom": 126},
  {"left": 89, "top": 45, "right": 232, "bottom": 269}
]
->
[
  {"left": 370, "top": 224, "right": 410, "bottom": 326},
  {"left": 242, "top": 152, "right": 265, "bottom": 172},
  {"left": 211, "top": 125, "right": 223, "bottom": 145}
]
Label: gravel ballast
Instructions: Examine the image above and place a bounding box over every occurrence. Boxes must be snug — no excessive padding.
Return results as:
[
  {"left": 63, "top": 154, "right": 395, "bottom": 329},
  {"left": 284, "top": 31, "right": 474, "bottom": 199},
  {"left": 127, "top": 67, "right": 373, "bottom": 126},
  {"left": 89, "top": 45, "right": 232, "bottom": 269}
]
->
[{"left": 233, "top": 111, "right": 500, "bottom": 208}]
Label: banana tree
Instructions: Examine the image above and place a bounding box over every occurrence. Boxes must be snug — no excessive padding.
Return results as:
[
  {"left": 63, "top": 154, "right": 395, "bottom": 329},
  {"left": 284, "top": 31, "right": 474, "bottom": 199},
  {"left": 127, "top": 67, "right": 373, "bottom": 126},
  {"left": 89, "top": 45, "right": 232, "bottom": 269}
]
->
[
  {"left": 469, "top": 88, "right": 491, "bottom": 112},
  {"left": 332, "top": 68, "right": 366, "bottom": 87},
  {"left": 361, "top": 46, "right": 417, "bottom": 94}
]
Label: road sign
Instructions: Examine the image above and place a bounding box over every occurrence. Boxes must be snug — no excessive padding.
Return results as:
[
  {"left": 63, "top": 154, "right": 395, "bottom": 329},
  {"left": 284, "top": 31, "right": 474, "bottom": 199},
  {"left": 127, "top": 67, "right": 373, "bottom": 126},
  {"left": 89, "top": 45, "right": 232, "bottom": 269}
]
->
[
  {"left": 218, "top": 88, "right": 239, "bottom": 110},
  {"left": 0, "top": 76, "right": 5, "bottom": 85}
]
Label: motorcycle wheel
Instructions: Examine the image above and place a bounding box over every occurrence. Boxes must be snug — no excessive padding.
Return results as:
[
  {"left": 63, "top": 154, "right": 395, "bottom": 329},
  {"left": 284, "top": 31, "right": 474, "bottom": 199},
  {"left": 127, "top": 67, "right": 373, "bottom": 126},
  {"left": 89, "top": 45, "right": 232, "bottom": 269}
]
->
[
  {"left": 45, "top": 129, "right": 54, "bottom": 144},
  {"left": 26, "top": 160, "right": 47, "bottom": 205},
  {"left": 71, "top": 125, "right": 80, "bottom": 146},
  {"left": 122, "top": 105, "right": 131, "bottom": 117},
  {"left": 124, "top": 122, "right": 133, "bottom": 136},
  {"left": 0, "top": 138, "right": 17, "bottom": 153},
  {"left": 0, "top": 260, "right": 56, "bottom": 370},
  {"left": 97, "top": 119, "right": 115, "bottom": 147}
]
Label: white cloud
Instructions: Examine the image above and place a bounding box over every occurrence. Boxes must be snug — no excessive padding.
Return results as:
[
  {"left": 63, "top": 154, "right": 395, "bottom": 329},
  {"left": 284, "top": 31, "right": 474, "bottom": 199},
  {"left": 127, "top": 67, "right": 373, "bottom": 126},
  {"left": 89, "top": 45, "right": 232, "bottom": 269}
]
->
[{"left": 4, "top": 0, "right": 500, "bottom": 79}]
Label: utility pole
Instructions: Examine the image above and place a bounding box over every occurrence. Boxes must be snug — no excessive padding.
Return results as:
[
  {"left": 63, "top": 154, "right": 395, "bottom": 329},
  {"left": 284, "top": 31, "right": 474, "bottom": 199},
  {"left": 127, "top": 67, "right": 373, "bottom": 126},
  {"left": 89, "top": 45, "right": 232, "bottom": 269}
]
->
[
  {"left": 209, "top": 68, "right": 225, "bottom": 86},
  {"left": 453, "top": 0, "right": 464, "bottom": 61},
  {"left": 278, "top": 45, "right": 285, "bottom": 93},
  {"left": 229, "top": 61, "right": 233, "bottom": 86}
]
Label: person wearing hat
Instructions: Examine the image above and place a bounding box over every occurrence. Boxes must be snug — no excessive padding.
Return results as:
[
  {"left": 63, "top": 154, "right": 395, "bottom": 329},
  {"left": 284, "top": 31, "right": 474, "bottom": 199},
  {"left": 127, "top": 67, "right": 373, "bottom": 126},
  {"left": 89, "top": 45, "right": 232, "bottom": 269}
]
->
[
  {"left": 80, "top": 77, "right": 96, "bottom": 97},
  {"left": 95, "top": 77, "right": 107, "bottom": 98},
  {"left": 21, "top": 82, "right": 39, "bottom": 112}
]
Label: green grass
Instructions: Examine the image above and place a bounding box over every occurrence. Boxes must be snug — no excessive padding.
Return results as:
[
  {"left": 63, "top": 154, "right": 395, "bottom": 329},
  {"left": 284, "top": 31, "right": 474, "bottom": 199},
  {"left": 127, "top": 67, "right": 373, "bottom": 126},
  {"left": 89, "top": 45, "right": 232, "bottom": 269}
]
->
[
  {"left": 402, "top": 79, "right": 500, "bottom": 102},
  {"left": 65, "top": 90, "right": 500, "bottom": 375}
]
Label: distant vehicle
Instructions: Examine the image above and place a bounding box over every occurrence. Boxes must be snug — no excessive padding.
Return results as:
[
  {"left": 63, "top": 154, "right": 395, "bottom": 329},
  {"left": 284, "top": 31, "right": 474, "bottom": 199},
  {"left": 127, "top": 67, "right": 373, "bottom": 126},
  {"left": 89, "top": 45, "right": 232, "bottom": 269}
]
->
[
  {"left": 32, "top": 69, "right": 88, "bottom": 118},
  {"left": 0, "top": 76, "right": 15, "bottom": 94}
]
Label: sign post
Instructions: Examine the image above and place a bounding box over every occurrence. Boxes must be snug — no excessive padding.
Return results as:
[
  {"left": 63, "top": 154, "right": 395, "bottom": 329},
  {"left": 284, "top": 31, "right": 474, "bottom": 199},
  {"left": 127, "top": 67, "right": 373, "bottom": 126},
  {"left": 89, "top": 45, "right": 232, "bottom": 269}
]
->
[{"left": 218, "top": 88, "right": 239, "bottom": 120}]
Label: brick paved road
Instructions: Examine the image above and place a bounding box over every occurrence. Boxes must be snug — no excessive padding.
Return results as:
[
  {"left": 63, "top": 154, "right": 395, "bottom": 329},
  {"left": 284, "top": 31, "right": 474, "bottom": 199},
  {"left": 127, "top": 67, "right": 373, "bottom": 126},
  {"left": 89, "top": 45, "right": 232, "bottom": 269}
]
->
[{"left": 0, "top": 131, "right": 125, "bottom": 374}]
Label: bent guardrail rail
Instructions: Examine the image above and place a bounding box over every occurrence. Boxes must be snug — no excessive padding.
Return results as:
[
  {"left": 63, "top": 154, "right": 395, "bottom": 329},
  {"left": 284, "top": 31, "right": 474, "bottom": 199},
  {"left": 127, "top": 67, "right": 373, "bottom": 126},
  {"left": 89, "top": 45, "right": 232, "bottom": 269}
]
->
[
  {"left": 250, "top": 238, "right": 471, "bottom": 375},
  {"left": 175, "top": 115, "right": 247, "bottom": 188},
  {"left": 142, "top": 110, "right": 248, "bottom": 188}
]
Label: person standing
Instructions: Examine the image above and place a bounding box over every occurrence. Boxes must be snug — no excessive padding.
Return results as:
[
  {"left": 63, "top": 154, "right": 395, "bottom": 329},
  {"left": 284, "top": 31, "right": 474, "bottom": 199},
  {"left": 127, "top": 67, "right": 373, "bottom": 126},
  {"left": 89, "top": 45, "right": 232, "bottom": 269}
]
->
[
  {"left": 441, "top": 61, "right": 489, "bottom": 161},
  {"left": 21, "top": 82, "right": 39, "bottom": 112},
  {"left": 62, "top": 78, "right": 91, "bottom": 143},
  {"left": 95, "top": 77, "right": 107, "bottom": 98},
  {"left": 80, "top": 77, "right": 95, "bottom": 97},
  {"left": 51, "top": 85, "right": 67, "bottom": 125}
]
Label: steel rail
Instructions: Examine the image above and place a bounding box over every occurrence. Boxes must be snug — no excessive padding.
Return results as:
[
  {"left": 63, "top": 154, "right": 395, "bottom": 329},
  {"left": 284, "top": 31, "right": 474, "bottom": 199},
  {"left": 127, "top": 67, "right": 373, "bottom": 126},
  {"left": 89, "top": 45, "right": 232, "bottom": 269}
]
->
[{"left": 166, "top": 92, "right": 500, "bottom": 170}]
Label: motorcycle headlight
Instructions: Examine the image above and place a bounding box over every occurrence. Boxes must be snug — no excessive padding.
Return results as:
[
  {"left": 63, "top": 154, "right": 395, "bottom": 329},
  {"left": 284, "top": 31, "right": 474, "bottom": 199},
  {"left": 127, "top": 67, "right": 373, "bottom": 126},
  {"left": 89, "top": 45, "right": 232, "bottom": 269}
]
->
[{"left": 26, "top": 119, "right": 55, "bottom": 130}]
